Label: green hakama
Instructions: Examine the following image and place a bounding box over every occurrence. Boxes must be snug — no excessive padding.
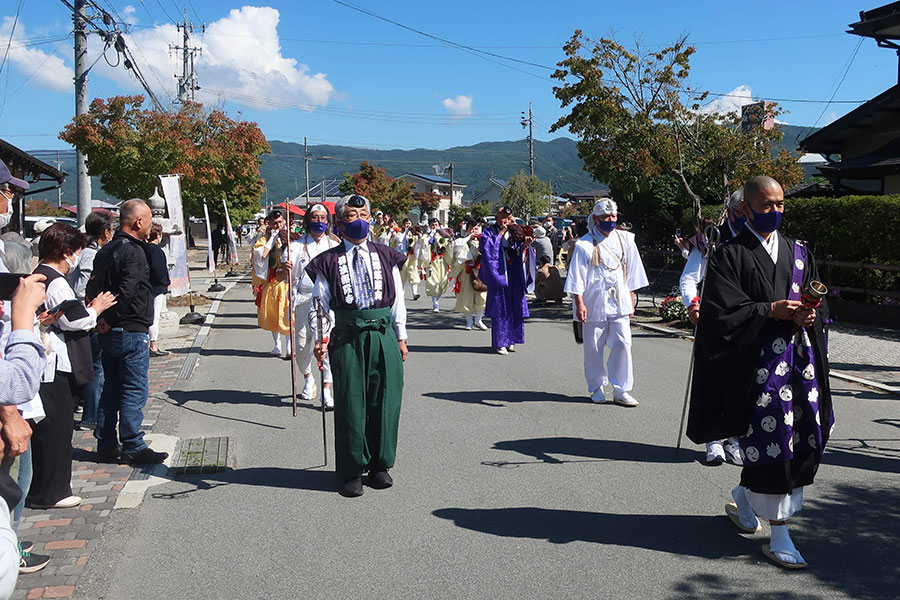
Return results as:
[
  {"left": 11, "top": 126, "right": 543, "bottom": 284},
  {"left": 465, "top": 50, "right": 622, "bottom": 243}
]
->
[{"left": 330, "top": 306, "right": 404, "bottom": 480}]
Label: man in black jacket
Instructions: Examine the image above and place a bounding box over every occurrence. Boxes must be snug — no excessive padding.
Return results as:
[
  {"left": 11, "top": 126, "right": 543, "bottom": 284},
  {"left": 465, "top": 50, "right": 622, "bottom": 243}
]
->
[{"left": 87, "top": 199, "right": 168, "bottom": 465}]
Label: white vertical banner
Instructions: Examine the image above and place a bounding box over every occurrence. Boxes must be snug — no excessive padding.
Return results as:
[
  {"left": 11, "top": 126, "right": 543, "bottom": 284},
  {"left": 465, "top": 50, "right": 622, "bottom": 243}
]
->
[
  {"left": 222, "top": 199, "right": 240, "bottom": 266},
  {"left": 202, "top": 200, "right": 215, "bottom": 273},
  {"left": 158, "top": 174, "right": 191, "bottom": 297}
]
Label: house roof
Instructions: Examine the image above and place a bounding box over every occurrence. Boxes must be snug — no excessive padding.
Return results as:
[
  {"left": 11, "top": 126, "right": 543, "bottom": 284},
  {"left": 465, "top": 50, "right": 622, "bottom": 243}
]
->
[
  {"left": 0, "top": 139, "right": 67, "bottom": 188},
  {"left": 798, "top": 84, "right": 900, "bottom": 155},
  {"left": 400, "top": 173, "right": 466, "bottom": 187},
  {"left": 489, "top": 177, "right": 506, "bottom": 188},
  {"left": 848, "top": 2, "right": 900, "bottom": 41},
  {"left": 563, "top": 189, "right": 611, "bottom": 201},
  {"left": 814, "top": 136, "right": 900, "bottom": 177}
]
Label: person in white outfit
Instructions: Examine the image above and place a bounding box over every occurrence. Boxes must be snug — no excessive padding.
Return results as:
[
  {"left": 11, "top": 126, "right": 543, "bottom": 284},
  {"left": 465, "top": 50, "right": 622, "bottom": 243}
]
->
[
  {"left": 282, "top": 204, "right": 341, "bottom": 408},
  {"left": 449, "top": 219, "right": 487, "bottom": 331},
  {"left": 564, "top": 199, "right": 648, "bottom": 407}
]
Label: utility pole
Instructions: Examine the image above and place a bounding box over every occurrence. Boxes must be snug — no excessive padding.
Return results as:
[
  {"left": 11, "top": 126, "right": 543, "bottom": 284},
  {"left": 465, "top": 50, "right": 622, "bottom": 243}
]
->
[
  {"left": 448, "top": 162, "right": 454, "bottom": 222},
  {"left": 521, "top": 102, "right": 534, "bottom": 176},
  {"left": 74, "top": 0, "right": 91, "bottom": 226},
  {"left": 172, "top": 9, "right": 204, "bottom": 104},
  {"left": 55, "top": 150, "right": 64, "bottom": 207},
  {"left": 304, "top": 136, "right": 310, "bottom": 205}
]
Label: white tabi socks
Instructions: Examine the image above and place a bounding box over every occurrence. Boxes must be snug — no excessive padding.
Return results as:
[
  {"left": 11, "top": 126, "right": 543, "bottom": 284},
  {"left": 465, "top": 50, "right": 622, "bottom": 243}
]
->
[
  {"left": 410, "top": 283, "right": 419, "bottom": 298},
  {"left": 432, "top": 297, "right": 440, "bottom": 312},
  {"left": 271, "top": 331, "right": 282, "bottom": 355},
  {"left": 769, "top": 524, "right": 805, "bottom": 565},
  {"left": 474, "top": 309, "right": 487, "bottom": 330},
  {"left": 731, "top": 485, "right": 760, "bottom": 531},
  {"left": 465, "top": 314, "right": 473, "bottom": 330}
]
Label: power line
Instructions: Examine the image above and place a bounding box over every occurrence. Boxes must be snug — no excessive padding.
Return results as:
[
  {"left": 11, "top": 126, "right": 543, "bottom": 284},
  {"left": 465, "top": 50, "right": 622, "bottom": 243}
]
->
[
  {"left": 0, "top": 0, "right": 26, "bottom": 78},
  {"left": 803, "top": 37, "right": 864, "bottom": 139}
]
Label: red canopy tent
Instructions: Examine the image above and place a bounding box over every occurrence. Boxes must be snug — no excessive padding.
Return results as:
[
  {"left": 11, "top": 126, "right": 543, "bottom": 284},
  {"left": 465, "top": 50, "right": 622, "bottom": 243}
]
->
[{"left": 275, "top": 201, "right": 337, "bottom": 216}]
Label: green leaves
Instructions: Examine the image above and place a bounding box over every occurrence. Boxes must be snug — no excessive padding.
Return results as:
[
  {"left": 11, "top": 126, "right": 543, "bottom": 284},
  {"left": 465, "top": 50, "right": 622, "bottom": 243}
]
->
[{"left": 499, "top": 172, "right": 552, "bottom": 218}]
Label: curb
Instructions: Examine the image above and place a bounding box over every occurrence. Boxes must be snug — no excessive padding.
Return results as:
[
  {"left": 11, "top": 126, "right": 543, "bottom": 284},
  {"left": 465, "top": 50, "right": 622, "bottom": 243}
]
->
[{"left": 631, "top": 321, "right": 900, "bottom": 397}]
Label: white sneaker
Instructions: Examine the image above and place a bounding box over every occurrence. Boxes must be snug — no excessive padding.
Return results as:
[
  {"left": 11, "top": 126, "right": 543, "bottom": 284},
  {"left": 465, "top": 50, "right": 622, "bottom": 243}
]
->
[
  {"left": 475, "top": 321, "right": 488, "bottom": 331},
  {"left": 464, "top": 325, "right": 472, "bottom": 331},
  {"left": 30, "top": 495, "right": 82, "bottom": 509},
  {"left": 507, "top": 345, "right": 516, "bottom": 352},
  {"left": 612, "top": 392, "right": 639, "bottom": 407},
  {"left": 322, "top": 387, "right": 334, "bottom": 410},
  {"left": 706, "top": 441, "right": 726, "bottom": 465},
  {"left": 590, "top": 388, "right": 606, "bottom": 404},
  {"left": 300, "top": 377, "right": 316, "bottom": 400},
  {"left": 270, "top": 346, "right": 281, "bottom": 356},
  {"left": 496, "top": 347, "right": 508, "bottom": 355},
  {"left": 723, "top": 438, "right": 744, "bottom": 466}
]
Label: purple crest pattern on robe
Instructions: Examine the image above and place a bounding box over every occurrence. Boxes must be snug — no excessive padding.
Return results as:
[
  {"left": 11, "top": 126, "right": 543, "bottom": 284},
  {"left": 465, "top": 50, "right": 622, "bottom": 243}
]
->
[
  {"left": 739, "top": 242, "right": 833, "bottom": 467},
  {"left": 479, "top": 225, "right": 532, "bottom": 348}
]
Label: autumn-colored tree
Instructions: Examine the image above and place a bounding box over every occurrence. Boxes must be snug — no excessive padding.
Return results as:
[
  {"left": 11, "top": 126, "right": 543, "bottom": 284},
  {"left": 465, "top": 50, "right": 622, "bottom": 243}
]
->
[
  {"left": 551, "top": 32, "right": 802, "bottom": 226},
  {"left": 59, "top": 95, "right": 269, "bottom": 223},
  {"left": 25, "top": 200, "right": 70, "bottom": 217},
  {"left": 500, "top": 172, "right": 552, "bottom": 219},
  {"left": 339, "top": 161, "right": 414, "bottom": 218},
  {"left": 414, "top": 191, "right": 441, "bottom": 217}
]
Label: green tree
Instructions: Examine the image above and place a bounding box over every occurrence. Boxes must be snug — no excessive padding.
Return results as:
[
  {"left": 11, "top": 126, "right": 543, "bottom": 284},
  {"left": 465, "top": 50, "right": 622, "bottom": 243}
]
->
[
  {"left": 414, "top": 190, "right": 441, "bottom": 217},
  {"left": 551, "top": 32, "right": 802, "bottom": 226},
  {"left": 469, "top": 202, "right": 495, "bottom": 219},
  {"left": 340, "top": 161, "right": 414, "bottom": 218},
  {"left": 24, "top": 199, "right": 70, "bottom": 217},
  {"left": 500, "top": 172, "right": 552, "bottom": 219},
  {"left": 59, "top": 95, "right": 269, "bottom": 223}
]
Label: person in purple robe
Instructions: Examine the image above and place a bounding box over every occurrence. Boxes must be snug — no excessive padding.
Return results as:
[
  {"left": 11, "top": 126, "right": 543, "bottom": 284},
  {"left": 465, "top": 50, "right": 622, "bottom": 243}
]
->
[{"left": 478, "top": 206, "right": 533, "bottom": 355}]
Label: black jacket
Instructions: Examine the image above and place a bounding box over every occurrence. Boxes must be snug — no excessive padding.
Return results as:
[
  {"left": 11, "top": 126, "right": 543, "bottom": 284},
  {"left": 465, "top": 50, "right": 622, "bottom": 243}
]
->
[
  {"left": 145, "top": 242, "right": 171, "bottom": 297},
  {"left": 86, "top": 230, "right": 153, "bottom": 332}
]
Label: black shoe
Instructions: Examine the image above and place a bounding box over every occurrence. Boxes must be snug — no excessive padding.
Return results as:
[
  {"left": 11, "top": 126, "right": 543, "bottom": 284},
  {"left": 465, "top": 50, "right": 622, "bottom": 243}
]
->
[
  {"left": 150, "top": 348, "right": 169, "bottom": 357},
  {"left": 412, "top": 294, "right": 420, "bottom": 301},
  {"left": 367, "top": 469, "right": 393, "bottom": 489},
  {"left": 122, "top": 447, "right": 168, "bottom": 465},
  {"left": 19, "top": 550, "right": 50, "bottom": 574},
  {"left": 96, "top": 446, "right": 120, "bottom": 464},
  {"left": 339, "top": 477, "right": 363, "bottom": 497},
  {"left": 19, "top": 541, "right": 33, "bottom": 554}
]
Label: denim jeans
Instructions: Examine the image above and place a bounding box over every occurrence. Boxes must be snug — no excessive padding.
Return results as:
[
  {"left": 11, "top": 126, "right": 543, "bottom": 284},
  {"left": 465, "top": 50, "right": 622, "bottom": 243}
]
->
[
  {"left": 81, "top": 332, "right": 104, "bottom": 427},
  {"left": 12, "top": 443, "right": 32, "bottom": 532},
  {"left": 95, "top": 329, "right": 149, "bottom": 454}
]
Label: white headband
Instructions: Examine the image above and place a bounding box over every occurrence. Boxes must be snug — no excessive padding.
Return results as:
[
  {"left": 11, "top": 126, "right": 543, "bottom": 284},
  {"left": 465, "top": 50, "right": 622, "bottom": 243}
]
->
[
  {"left": 308, "top": 204, "right": 328, "bottom": 217},
  {"left": 592, "top": 199, "right": 617, "bottom": 216}
]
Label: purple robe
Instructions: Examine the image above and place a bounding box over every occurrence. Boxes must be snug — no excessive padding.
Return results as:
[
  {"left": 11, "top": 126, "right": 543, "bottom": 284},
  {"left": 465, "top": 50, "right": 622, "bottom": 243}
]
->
[{"left": 479, "top": 225, "right": 531, "bottom": 348}]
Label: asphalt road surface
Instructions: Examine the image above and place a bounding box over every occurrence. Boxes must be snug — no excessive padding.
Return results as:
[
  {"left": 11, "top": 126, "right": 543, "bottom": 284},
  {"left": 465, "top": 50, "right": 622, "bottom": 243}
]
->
[{"left": 77, "top": 285, "right": 900, "bottom": 600}]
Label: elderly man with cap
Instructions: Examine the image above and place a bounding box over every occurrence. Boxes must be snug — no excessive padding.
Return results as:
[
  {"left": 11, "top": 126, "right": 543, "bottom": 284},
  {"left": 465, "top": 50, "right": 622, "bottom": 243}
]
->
[
  {"left": 305, "top": 194, "right": 408, "bottom": 498},
  {"left": 679, "top": 188, "right": 747, "bottom": 465},
  {"left": 564, "top": 199, "right": 648, "bottom": 406},
  {"left": 479, "top": 205, "right": 531, "bottom": 355}
]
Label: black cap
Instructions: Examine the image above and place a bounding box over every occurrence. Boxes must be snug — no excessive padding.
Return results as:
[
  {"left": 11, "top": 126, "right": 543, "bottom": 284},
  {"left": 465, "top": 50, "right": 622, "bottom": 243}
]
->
[{"left": 497, "top": 206, "right": 512, "bottom": 216}]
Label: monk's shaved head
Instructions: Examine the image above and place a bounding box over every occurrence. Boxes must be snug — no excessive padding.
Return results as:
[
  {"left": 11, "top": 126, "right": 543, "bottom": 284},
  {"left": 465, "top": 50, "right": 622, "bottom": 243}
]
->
[{"left": 743, "top": 176, "right": 782, "bottom": 205}]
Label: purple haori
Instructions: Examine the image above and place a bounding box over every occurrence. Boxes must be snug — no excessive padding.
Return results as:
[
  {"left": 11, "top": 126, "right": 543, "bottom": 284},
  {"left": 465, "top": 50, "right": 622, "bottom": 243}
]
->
[
  {"left": 479, "top": 226, "right": 532, "bottom": 349},
  {"left": 739, "top": 241, "right": 833, "bottom": 467}
]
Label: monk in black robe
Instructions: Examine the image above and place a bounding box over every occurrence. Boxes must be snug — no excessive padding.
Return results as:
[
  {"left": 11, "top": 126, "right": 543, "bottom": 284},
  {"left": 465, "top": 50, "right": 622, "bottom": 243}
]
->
[{"left": 687, "top": 176, "right": 834, "bottom": 570}]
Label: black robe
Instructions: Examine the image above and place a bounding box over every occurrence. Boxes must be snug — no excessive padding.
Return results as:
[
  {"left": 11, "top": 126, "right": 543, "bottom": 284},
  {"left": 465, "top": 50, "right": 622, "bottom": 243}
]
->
[{"left": 686, "top": 228, "right": 834, "bottom": 494}]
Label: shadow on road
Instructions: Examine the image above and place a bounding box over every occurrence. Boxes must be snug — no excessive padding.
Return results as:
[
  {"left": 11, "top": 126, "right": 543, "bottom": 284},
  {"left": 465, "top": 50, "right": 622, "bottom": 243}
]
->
[
  {"left": 491, "top": 437, "right": 703, "bottom": 464},
  {"left": 409, "top": 344, "right": 492, "bottom": 354},
  {"left": 153, "top": 466, "right": 336, "bottom": 499},
  {"left": 423, "top": 390, "right": 590, "bottom": 406},
  {"left": 668, "top": 572, "right": 823, "bottom": 599},
  {"left": 431, "top": 506, "right": 749, "bottom": 559}
]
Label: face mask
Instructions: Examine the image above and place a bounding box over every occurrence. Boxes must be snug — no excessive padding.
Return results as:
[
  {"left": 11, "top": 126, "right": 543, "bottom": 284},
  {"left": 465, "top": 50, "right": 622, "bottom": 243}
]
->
[
  {"left": 65, "top": 254, "right": 79, "bottom": 269},
  {"left": 730, "top": 214, "right": 746, "bottom": 232},
  {"left": 747, "top": 205, "right": 782, "bottom": 234},
  {"left": 342, "top": 218, "right": 369, "bottom": 240},
  {"left": 0, "top": 193, "right": 12, "bottom": 229},
  {"left": 308, "top": 221, "right": 328, "bottom": 235},
  {"left": 596, "top": 220, "right": 617, "bottom": 234}
]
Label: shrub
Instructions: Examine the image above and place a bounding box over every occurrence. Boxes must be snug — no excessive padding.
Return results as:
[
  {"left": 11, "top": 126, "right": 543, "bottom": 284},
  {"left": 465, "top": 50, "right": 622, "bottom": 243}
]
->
[{"left": 659, "top": 295, "right": 688, "bottom": 322}]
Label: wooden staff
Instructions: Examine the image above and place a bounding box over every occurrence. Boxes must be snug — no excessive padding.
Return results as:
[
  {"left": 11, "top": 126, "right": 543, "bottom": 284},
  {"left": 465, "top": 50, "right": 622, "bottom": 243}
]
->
[
  {"left": 314, "top": 296, "right": 329, "bottom": 466},
  {"left": 285, "top": 208, "right": 298, "bottom": 417}
]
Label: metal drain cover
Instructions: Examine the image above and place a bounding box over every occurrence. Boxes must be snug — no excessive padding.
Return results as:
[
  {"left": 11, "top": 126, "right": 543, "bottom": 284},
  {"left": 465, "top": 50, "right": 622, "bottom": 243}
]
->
[{"left": 174, "top": 436, "right": 229, "bottom": 475}]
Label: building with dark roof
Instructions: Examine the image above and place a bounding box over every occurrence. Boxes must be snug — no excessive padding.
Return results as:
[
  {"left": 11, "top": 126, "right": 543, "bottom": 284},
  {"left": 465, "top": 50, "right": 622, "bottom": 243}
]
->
[
  {"left": 0, "top": 139, "right": 68, "bottom": 232},
  {"left": 396, "top": 173, "right": 466, "bottom": 225},
  {"left": 798, "top": 3, "right": 900, "bottom": 194}
]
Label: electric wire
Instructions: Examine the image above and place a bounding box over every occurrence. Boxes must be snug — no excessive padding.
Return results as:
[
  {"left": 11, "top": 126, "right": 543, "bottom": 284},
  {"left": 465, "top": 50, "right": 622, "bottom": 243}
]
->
[{"left": 0, "top": 0, "right": 26, "bottom": 78}]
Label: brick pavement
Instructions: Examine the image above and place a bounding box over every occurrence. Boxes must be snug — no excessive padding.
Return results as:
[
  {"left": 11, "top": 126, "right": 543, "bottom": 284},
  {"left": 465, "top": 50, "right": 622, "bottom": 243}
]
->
[{"left": 11, "top": 350, "right": 189, "bottom": 600}]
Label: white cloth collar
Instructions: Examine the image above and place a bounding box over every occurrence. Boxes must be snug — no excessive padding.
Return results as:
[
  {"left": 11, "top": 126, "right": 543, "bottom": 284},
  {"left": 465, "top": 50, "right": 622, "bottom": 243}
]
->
[
  {"left": 343, "top": 239, "right": 370, "bottom": 254},
  {"left": 747, "top": 226, "right": 778, "bottom": 264}
]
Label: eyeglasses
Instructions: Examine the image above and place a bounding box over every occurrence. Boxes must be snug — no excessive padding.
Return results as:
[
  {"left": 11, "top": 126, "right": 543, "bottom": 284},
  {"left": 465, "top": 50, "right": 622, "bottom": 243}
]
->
[{"left": 348, "top": 195, "right": 366, "bottom": 208}]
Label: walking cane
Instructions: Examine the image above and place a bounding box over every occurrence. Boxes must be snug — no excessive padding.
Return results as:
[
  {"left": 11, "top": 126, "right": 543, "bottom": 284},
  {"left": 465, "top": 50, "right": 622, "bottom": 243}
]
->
[
  {"left": 313, "top": 296, "right": 330, "bottom": 466},
  {"left": 675, "top": 225, "right": 720, "bottom": 456},
  {"left": 285, "top": 210, "right": 298, "bottom": 418}
]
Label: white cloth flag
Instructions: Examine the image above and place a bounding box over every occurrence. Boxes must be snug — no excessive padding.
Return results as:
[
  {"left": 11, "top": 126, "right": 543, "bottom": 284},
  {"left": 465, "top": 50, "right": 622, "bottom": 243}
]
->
[
  {"left": 202, "top": 200, "right": 215, "bottom": 273},
  {"left": 222, "top": 199, "right": 240, "bottom": 266},
  {"left": 158, "top": 174, "right": 191, "bottom": 297}
]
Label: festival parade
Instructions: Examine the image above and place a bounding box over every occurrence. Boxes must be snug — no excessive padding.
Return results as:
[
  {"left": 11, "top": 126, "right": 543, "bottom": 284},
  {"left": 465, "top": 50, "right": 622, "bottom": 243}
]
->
[{"left": 0, "top": 1, "right": 897, "bottom": 598}]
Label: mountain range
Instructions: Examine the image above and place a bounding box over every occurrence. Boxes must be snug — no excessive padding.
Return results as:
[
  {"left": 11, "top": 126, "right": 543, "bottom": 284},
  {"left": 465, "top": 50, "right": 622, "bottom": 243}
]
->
[{"left": 28, "top": 125, "right": 817, "bottom": 210}]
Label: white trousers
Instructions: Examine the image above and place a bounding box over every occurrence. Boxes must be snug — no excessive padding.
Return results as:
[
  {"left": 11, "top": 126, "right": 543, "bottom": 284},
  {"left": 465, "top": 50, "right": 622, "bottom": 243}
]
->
[
  {"left": 745, "top": 487, "right": 804, "bottom": 521},
  {"left": 148, "top": 293, "right": 165, "bottom": 342},
  {"left": 583, "top": 316, "right": 633, "bottom": 395},
  {"left": 293, "top": 302, "right": 332, "bottom": 384}
]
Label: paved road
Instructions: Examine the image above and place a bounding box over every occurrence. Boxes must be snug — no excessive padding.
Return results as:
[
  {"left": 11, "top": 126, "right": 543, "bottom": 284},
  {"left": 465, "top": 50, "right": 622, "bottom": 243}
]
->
[{"left": 77, "top": 285, "right": 900, "bottom": 600}]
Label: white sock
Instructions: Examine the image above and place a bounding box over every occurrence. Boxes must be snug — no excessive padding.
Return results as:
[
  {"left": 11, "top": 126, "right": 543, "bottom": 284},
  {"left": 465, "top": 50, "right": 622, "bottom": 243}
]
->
[
  {"left": 283, "top": 335, "right": 291, "bottom": 354},
  {"left": 770, "top": 524, "right": 804, "bottom": 564},
  {"left": 475, "top": 309, "right": 484, "bottom": 324},
  {"left": 432, "top": 297, "right": 440, "bottom": 310},
  {"left": 731, "top": 485, "right": 760, "bottom": 530},
  {"left": 465, "top": 315, "right": 473, "bottom": 327},
  {"left": 272, "top": 331, "right": 281, "bottom": 351},
  {"left": 411, "top": 284, "right": 419, "bottom": 296}
]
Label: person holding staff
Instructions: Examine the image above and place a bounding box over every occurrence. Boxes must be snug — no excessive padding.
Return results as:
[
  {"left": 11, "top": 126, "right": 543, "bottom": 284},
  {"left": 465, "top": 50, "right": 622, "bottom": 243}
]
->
[
  {"left": 687, "top": 176, "right": 833, "bottom": 570},
  {"left": 305, "top": 195, "right": 408, "bottom": 498}
]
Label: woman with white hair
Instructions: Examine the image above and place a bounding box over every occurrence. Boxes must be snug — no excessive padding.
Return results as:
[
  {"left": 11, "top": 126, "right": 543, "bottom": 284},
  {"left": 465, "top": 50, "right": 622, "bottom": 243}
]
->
[{"left": 564, "top": 199, "right": 648, "bottom": 406}]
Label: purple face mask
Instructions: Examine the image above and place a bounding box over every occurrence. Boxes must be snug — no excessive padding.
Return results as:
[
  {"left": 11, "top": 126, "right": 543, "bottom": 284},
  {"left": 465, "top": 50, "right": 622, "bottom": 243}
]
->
[
  {"left": 596, "top": 220, "right": 617, "bottom": 234},
  {"left": 308, "top": 221, "right": 328, "bottom": 235},
  {"left": 747, "top": 204, "right": 782, "bottom": 234},
  {"left": 341, "top": 218, "right": 370, "bottom": 240}
]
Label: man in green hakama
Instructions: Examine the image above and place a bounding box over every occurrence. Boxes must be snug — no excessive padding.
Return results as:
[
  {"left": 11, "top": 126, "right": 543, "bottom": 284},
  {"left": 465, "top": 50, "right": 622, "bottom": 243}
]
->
[{"left": 306, "top": 195, "right": 409, "bottom": 498}]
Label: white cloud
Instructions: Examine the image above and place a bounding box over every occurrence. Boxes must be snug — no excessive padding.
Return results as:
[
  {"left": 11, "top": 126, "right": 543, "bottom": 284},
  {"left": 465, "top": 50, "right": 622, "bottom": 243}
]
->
[
  {"left": 121, "top": 6, "right": 138, "bottom": 26},
  {"left": 0, "top": 17, "right": 72, "bottom": 93},
  {"left": 90, "top": 6, "right": 336, "bottom": 110},
  {"left": 698, "top": 84, "right": 755, "bottom": 116},
  {"left": 442, "top": 94, "right": 473, "bottom": 119}
]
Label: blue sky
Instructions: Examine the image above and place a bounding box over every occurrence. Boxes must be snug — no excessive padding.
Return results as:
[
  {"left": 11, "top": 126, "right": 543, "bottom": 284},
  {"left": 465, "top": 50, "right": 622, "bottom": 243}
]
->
[{"left": 0, "top": 1, "right": 895, "bottom": 153}]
